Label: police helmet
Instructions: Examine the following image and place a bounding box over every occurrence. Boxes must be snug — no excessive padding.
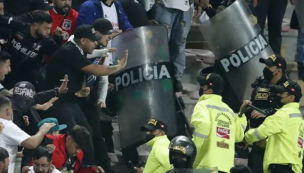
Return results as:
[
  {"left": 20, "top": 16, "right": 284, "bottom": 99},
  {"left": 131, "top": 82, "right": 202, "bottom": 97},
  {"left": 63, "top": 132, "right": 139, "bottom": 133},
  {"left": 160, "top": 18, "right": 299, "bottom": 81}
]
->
[{"left": 169, "top": 136, "right": 197, "bottom": 168}]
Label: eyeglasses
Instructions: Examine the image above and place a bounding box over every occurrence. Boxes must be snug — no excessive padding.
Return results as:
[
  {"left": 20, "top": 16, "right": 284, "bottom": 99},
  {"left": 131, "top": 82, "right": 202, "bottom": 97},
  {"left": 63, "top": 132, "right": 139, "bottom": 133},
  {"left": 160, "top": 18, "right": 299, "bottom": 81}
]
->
[{"left": 33, "top": 163, "right": 49, "bottom": 168}]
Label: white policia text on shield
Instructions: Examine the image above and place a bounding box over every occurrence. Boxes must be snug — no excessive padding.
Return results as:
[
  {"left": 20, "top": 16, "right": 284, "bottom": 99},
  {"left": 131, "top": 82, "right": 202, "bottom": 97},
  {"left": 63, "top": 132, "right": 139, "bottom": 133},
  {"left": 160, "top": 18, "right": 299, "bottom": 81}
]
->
[
  {"left": 199, "top": 0, "right": 274, "bottom": 102},
  {"left": 111, "top": 26, "right": 177, "bottom": 149}
]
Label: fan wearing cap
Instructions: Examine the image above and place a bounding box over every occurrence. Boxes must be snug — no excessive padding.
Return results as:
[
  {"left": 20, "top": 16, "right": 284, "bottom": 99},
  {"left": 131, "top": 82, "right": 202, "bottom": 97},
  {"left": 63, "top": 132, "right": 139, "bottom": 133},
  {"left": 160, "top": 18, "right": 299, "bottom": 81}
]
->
[
  {"left": 244, "top": 80, "right": 304, "bottom": 173},
  {"left": 166, "top": 135, "right": 197, "bottom": 172},
  {"left": 38, "top": 118, "right": 67, "bottom": 136},
  {"left": 44, "top": 24, "right": 127, "bottom": 173},
  {"left": 17, "top": 0, "right": 54, "bottom": 23},
  {"left": 21, "top": 118, "right": 67, "bottom": 173},
  {"left": 134, "top": 118, "right": 172, "bottom": 173},
  {"left": 241, "top": 54, "right": 288, "bottom": 173},
  {"left": 66, "top": 18, "right": 119, "bottom": 172},
  {"left": 191, "top": 73, "right": 247, "bottom": 173}
]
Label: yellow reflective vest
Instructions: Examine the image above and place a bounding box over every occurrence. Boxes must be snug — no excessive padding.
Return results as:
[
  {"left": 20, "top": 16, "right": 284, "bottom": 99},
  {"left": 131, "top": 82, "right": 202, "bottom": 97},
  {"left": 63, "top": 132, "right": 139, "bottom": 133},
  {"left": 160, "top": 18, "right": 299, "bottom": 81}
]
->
[
  {"left": 143, "top": 135, "right": 172, "bottom": 173},
  {"left": 245, "top": 102, "right": 304, "bottom": 173},
  {"left": 191, "top": 94, "right": 247, "bottom": 172}
]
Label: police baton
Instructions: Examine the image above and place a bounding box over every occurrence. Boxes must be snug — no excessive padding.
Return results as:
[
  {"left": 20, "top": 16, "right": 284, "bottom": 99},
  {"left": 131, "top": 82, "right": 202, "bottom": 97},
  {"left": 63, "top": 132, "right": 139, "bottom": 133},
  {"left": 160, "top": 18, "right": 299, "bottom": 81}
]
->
[{"left": 238, "top": 104, "right": 266, "bottom": 117}]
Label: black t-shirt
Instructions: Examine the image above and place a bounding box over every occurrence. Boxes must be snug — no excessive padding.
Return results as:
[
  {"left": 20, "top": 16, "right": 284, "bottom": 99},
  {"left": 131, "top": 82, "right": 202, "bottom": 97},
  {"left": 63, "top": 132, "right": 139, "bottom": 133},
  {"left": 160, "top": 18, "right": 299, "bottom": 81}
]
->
[
  {"left": 45, "top": 41, "right": 91, "bottom": 103},
  {"left": 6, "top": 24, "right": 41, "bottom": 70}
]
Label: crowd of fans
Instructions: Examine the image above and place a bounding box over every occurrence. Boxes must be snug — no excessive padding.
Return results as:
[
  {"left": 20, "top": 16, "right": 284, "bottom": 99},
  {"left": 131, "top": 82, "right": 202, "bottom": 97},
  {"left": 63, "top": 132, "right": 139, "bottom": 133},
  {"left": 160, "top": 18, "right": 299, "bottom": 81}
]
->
[{"left": 0, "top": 0, "right": 302, "bottom": 173}]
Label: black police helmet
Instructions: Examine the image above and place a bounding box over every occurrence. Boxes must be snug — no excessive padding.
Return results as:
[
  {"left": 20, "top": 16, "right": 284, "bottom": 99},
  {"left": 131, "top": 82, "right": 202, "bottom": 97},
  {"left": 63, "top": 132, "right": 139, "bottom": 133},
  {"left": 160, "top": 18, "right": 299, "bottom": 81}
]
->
[{"left": 169, "top": 136, "right": 197, "bottom": 168}]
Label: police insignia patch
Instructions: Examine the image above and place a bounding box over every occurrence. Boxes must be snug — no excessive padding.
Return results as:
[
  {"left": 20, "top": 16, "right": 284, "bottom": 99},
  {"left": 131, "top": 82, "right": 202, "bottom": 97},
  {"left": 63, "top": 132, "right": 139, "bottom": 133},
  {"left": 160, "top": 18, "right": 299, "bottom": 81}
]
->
[{"left": 62, "top": 19, "right": 72, "bottom": 30}]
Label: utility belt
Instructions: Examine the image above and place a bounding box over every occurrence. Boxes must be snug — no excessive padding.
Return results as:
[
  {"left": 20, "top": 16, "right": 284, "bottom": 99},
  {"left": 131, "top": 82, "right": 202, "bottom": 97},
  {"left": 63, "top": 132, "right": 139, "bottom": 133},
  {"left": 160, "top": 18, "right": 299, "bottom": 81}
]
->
[{"left": 269, "top": 164, "right": 292, "bottom": 172}]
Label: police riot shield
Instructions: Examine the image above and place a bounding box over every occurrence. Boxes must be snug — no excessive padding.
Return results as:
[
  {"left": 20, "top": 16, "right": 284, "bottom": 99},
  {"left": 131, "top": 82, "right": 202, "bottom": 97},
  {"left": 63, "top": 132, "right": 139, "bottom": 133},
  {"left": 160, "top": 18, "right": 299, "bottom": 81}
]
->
[
  {"left": 294, "top": 0, "right": 304, "bottom": 33},
  {"left": 199, "top": 0, "right": 274, "bottom": 102},
  {"left": 166, "top": 168, "right": 218, "bottom": 173},
  {"left": 111, "top": 26, "right": 177, "bottom": 149}
]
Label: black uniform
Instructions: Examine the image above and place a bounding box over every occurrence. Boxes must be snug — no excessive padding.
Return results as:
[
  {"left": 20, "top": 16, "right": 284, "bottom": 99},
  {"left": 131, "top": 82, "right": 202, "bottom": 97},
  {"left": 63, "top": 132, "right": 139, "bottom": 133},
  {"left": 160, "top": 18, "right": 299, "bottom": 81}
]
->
[{"left": 246, "top": 75, "right": 287, "bottom": 173}]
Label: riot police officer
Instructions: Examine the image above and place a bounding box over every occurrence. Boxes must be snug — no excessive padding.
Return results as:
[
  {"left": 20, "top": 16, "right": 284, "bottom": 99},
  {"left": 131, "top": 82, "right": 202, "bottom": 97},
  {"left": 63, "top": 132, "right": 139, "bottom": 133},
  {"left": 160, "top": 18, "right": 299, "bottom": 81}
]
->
[
  {"left": 166, "top": 135, "right": 197, "bottom": 172},
  {"left": 243, "top": 54, "right": 287, "bottom": 173}
]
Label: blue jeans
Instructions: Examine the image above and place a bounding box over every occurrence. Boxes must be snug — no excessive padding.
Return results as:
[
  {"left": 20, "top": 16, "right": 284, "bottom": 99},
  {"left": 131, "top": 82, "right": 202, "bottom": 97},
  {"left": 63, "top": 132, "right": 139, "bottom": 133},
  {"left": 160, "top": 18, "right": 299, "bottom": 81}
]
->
[
  {"left": 154, "top": 3, "right": 192, "bottom": 79},
  {"left": 297, "top": 28, "right": 304, "bottom": 78}
]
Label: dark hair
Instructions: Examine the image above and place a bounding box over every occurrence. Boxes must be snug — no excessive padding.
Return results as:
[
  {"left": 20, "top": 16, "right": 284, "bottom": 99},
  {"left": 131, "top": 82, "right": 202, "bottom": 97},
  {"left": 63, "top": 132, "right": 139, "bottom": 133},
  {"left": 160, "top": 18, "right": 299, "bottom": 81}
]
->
[
  {"left": 0, "top": 147, "right": 8, "bottom": 163},
  {"left": 0, "top": 96, "right": 11, "bottom": 110},
  {"left": 32, "top": 10, "right": 52, "bottom": 24},
  {"left": 68, "top": 125, "right": 90, "bottom": 150},
  {"left": 230, "top": 165, "right": 252, "bottom": 173},
  {"left": 0, "top": 0, "right": 4, "bottom": 3},
  {"left": 0, "top": 51, "right": 11, "bottom": 63},
  {"left": 33, "top": 146, "right": 52, "bottom": 162}
]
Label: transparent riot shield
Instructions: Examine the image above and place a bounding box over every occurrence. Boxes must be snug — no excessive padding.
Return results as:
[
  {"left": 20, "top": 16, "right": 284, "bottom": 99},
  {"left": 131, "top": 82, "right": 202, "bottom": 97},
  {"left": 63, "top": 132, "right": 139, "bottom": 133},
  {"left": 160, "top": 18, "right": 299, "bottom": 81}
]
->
[
  {"left": 111, "top": 26, "right": 177, "bottom": 149},
  {"left": 199, "top": 0, "right": 274, "bottom": 101},
  {"left": 294, "top": 0, "right": 304, "bottom": 33}
]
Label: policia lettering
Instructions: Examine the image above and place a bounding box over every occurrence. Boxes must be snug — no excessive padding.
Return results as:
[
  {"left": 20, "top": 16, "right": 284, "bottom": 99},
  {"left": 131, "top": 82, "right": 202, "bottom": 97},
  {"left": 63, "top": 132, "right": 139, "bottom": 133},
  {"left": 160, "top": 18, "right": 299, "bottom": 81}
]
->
[
  {"left": 115, "top": 62, "right": 173, "bottom": 91},
  {"left": 220, "top": 33, "right": 268, "bottom": 73}
]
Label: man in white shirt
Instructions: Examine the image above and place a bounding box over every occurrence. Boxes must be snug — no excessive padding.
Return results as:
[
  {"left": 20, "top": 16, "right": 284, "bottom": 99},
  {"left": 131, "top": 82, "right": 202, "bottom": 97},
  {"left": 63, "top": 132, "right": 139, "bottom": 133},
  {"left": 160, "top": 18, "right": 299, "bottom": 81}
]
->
[
  {"left": 0, "top": 96, "right": 55, "bottom": 173},
  {"left": 153, "top": 0, "right": 195, "bottom": 92},
  {"left": 28, "top": 146, "right": 61, "bottom": 173}
]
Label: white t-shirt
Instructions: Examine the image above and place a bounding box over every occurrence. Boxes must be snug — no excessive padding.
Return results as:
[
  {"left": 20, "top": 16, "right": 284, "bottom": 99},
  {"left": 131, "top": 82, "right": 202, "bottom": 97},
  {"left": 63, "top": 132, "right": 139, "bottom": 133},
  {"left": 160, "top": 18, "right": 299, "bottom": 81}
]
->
[
  {"left": 101, "top": 2, "right": 119, "bottom": 64},
  {"left": 0, "top": 118, "right": 30, "bottom": 173},
  {"left": 159, "top": 0, "right": 190, "bottom": 11},
  {"left": 28, "top": 165, "right": 62, "bottom": 173}
]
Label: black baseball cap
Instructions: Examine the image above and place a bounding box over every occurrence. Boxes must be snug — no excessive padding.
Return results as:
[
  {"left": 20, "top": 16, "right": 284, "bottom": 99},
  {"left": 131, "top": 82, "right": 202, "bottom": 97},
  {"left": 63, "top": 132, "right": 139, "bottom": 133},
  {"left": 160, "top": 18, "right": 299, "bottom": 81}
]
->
[
  {"left": 259, "top": 54, "right": 287, "bottom": 72},
  {"left": 274, "top": 80, "right": 302, "bottom": 100},
  {"left": 197, "top": 73, "right": 224, "bottom": 94},
  {"left": 74, "top": 25, "right": 102, "bottom": 41},
  {"left": 140, "top": 118, "right": 167, "bottom": 133},
  {"left": 92, "top": 18, "right": 118, "bottom": 35},
  {"left": 29, "top": 0, "right": 54, "bottom": 11}
]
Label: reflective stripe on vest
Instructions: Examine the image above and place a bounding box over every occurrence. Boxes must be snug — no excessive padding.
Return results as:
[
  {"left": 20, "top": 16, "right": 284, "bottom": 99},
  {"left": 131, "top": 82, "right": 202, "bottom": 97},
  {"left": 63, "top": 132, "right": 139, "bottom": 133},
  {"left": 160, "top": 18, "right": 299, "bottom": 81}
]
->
[
  {"left": 193, "top": 131, "right": 208, "bottom": 139},
  {"left": 254, "top": 128, "right": 262, "bottom": 140},
  {"left": 206, "top": 104, "right": 234, "bottom": 117},
  {"left": 289, "top": 113, "right": 303, "bottom": 119}
]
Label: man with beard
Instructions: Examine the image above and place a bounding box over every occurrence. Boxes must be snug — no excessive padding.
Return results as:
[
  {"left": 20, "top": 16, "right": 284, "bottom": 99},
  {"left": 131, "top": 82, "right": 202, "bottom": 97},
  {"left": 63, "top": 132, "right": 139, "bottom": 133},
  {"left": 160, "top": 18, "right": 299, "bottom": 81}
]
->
[
  {"left": 0, "top": 10, "right": 57, "bottom": 91},
  {"left": 28, "top": 147, "right": 61, "bottom": 173},
  {"left": 0, "top": 147, "right": 9, "bottom": 173},
  {"left": 50, "top": 0, "right": 78, "bottom": 44}
]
